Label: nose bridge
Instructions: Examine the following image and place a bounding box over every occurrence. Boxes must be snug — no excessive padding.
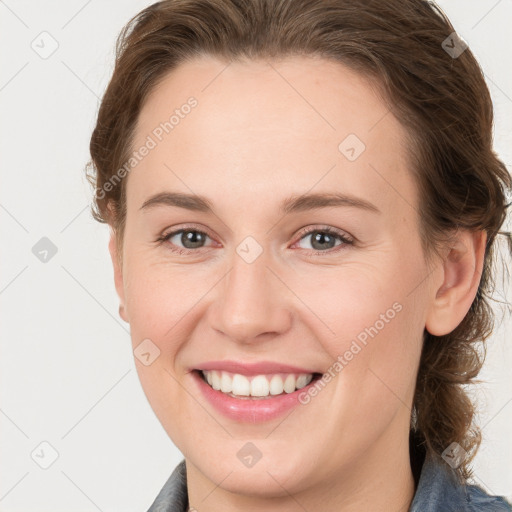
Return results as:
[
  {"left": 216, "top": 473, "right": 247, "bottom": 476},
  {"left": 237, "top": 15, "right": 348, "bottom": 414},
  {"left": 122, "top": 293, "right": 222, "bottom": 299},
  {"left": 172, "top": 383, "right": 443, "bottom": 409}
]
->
[{"left": 212, "top": 245, "right": 291, "bottom": 342}]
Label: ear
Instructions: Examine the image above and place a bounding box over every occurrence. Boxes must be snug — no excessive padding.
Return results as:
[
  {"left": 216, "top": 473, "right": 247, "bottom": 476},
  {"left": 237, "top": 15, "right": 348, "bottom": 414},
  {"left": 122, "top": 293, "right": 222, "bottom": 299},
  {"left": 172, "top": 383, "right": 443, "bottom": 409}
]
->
[
  {"left": 108, "top": 229, "right": 129, "bottom": 323},
  {"left": 425, "top": 229, "right": 487, "bottom": 336}
]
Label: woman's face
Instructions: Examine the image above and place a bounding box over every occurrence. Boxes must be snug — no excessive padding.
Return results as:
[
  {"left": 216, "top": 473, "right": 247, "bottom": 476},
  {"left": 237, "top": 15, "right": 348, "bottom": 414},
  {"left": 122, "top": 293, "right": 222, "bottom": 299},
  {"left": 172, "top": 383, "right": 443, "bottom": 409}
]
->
[{"left": 113, "top": 56, "right": 438, "bottom": 498}]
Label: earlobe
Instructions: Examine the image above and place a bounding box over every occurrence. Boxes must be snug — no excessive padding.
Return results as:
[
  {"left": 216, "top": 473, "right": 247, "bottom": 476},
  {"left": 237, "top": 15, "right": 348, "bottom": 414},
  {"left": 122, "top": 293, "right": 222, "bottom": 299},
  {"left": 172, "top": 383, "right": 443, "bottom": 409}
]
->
[
  {"left": 119, "top": 304, "right": 128, "bottom": 323},
  {"left": 425, "top": 230, "right": 487, "bottom": 337},
  {"left": 108, "top": 229, "right": 129, "bottom": 323}
]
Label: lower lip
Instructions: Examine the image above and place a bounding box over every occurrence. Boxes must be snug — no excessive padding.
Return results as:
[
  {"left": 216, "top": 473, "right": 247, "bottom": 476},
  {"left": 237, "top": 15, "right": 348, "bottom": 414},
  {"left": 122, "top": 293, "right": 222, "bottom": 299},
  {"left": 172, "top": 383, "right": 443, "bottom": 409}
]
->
[{"left": 192, "top": 370, "right": 321, "bottom": 423}]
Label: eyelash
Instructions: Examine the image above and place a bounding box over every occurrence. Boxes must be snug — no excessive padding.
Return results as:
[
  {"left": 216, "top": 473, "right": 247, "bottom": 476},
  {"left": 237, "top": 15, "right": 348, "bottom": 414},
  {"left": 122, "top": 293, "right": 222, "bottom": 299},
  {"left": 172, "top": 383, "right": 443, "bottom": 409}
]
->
[{"left": 155, "top": 224, "right": 354, "bottom": 257}]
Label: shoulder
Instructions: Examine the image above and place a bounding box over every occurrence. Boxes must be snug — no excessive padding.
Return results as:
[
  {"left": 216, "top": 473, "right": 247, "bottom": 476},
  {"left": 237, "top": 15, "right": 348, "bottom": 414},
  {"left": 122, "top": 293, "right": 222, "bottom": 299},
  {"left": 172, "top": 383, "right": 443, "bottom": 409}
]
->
[
  {"left": 410, "top": 450, "right": 511, "bottom": 511},
  {"left": 146, "top": 459, "right": 188, "bottom": 512},
  {"left": 465, "top": 483, "right": 512, "bottom": 512}
]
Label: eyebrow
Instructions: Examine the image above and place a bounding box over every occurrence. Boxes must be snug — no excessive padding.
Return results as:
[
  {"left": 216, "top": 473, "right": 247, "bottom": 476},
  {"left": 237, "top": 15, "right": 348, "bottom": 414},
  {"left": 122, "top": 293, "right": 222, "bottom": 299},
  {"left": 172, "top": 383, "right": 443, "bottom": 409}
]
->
[{"left": 139, "top": 191, "right": 381, "bottom": 215}]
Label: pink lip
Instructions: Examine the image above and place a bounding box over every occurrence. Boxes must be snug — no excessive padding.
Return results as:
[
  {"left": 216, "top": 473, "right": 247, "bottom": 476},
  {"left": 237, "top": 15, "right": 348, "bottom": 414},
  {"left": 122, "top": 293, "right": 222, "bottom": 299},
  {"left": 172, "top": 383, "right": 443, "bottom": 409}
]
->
[
  {"left": 191, "top": 370, "right": 321, "bottom": 423},
  {"left": 194, "top": 360, "right": 316, "bottom": 376}
]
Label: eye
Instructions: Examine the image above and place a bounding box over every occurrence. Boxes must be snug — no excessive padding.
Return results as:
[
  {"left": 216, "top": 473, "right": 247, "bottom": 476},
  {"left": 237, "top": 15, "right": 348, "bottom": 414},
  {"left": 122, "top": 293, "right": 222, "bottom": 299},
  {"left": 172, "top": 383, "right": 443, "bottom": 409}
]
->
[
  {"left": 156, "top": 224, "right": 354, "bottom": 256},
  {"left": 156, "top": 226, "right": 215, "bottom": 255},
  {"left": 293, "top": 226, "right": 353, "bottom": 255}
]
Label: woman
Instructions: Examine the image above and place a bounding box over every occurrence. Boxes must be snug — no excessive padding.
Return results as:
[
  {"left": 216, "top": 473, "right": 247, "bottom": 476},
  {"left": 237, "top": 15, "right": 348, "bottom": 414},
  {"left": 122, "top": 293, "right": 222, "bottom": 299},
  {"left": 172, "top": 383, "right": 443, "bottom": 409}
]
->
[{"left": 86, "top": 0, "right": 512, "bottom": 510}]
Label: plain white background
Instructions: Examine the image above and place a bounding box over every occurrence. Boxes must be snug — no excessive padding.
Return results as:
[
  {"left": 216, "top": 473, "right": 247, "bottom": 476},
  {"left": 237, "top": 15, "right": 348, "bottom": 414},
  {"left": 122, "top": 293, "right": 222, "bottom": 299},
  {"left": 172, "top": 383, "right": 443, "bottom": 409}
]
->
[{"left": 0, "top": 1, "right": 511, "bottom": 510}]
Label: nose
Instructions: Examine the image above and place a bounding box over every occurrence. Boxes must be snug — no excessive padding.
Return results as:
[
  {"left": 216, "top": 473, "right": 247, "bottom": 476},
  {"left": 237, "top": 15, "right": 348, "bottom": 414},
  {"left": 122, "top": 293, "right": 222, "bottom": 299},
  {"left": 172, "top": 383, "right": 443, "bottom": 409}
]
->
[{"left": 209, "top": 251, "right": 293, "bottom": 344}]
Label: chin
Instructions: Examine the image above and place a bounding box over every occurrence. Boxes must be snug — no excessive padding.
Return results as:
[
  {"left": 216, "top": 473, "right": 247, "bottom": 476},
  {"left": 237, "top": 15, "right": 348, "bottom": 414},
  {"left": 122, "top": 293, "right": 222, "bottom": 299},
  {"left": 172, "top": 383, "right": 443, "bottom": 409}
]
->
[{"left": 191, "top": 442, "right": 313, "bottom": 497}]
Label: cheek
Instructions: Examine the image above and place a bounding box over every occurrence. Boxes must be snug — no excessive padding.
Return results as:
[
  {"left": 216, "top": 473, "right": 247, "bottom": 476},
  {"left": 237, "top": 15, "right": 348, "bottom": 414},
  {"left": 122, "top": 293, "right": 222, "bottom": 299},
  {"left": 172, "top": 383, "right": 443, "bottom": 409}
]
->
[
  {"left": 310, "top": 257, "right": 426, "bottom": 399},
  {"left": 318, "top": 296, "right": 423, "bottom": 461},
  {"left": 295, "top": 262, "right": 400, "bottom": 344},
  {"left": 320, "top": 291, "right": 419, "bottom": 393},
  {"left": 124, "top": 259, "right": 201, "bottom": 342}
]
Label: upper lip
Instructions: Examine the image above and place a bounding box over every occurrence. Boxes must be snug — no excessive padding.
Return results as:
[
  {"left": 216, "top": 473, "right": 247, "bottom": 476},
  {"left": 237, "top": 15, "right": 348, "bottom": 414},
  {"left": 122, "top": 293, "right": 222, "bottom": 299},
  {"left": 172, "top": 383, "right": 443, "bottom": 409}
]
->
[{"left": 194, "top": 360, "right": 318, "bottom": 376}]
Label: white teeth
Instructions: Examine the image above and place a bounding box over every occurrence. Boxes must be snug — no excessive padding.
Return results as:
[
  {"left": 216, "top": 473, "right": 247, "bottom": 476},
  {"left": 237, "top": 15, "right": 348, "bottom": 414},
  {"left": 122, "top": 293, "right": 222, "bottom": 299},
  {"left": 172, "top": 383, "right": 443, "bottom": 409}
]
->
[
  {"left": 296, "top": 374, "right": 311, "bottom": 389},
  {"left": 269, "top": 374, "right": 284, "bottom": 395},
  {"left": 211, "top": 370, "right": 221, "bottom": 390},
  {"left": 220, "top": 372, "right": 232, "bottom": 393},
  {"left": 232, "top": 374, "right": 250, "bottom": 396},
  {"left": 283, "top": 374, "right": 296, "bottom": 393},
  {"left": 201, "top": 370, "right": 314, "bottom": 398},
  {"left": 250, "top": 375, "right": 269, "bottom": 397}
]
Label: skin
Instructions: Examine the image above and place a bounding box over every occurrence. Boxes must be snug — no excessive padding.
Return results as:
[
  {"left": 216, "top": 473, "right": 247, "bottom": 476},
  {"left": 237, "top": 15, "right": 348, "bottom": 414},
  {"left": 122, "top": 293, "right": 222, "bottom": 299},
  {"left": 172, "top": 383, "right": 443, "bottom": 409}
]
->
[{"left": 108, "top": 56, "right": 486, "bottom": 512}]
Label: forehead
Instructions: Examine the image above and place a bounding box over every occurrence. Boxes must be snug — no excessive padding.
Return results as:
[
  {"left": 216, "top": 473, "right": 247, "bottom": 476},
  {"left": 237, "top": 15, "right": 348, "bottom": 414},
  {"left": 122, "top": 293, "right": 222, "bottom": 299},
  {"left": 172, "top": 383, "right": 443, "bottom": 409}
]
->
[{"left": 128, "top": 55, "right": 417, "bottom": 220}]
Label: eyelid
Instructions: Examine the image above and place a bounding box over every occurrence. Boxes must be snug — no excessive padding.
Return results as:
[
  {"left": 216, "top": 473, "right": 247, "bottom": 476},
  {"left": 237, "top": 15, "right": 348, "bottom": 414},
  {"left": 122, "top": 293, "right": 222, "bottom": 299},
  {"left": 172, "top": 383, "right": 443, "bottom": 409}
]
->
[
  {"left": 160, "top": 223, "right": 214, "bottom": 239},
  {"left": 157, "top": 223, "right": 217, "bottom": 247},
  {"left": 293, "top": 224, "right": 353, "bottom": 243}
]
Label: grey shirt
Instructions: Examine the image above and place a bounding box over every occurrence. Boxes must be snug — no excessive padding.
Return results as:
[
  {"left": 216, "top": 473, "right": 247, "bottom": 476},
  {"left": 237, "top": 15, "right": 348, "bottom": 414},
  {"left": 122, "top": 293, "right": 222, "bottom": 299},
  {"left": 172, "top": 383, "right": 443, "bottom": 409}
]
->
[{"left": 147, "top": 451, "right": 512, "bottom": 511}]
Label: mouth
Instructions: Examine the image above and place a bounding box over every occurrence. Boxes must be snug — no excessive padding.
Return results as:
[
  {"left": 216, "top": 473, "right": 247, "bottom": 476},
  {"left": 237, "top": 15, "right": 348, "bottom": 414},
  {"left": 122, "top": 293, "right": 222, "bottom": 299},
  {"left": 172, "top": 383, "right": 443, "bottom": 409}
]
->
[{"left": 195, "top": 369, "right": 323, "bottom": 400}]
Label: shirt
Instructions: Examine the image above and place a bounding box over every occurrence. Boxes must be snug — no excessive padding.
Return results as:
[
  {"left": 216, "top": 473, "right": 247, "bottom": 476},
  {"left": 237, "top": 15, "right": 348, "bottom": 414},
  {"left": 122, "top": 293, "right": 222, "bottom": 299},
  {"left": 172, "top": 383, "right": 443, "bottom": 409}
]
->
[{"left": 146, "top": 451, "right": 512, "bottom": 511}]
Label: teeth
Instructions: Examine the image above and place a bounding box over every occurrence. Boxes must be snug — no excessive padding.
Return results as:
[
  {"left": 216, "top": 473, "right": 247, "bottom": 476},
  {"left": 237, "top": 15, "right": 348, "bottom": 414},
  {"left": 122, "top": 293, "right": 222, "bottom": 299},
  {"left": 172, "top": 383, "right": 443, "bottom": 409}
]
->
[
  {"left": 201, "top": 370, "right": 314, "bottom": 398},
  {"left": 269, "top": 374, "right": 284, "bottom": 395},
  {"left": 232, "top": 373, "right": 250, "bottom": 396},
  {"left": 220, "top": 372, "right": 232, "bottom": 393},
  {"left": 211, "top": 371, "right": 221, "bottom": 390},
  {"left": 283, "top": 374, "right": 296, "bottom": 393},
  {"left": 296, "top": 374, "right": 311, "bottom": 389},
  {"left": 250, "top": 375, "right": 269, "bottom": 397}
]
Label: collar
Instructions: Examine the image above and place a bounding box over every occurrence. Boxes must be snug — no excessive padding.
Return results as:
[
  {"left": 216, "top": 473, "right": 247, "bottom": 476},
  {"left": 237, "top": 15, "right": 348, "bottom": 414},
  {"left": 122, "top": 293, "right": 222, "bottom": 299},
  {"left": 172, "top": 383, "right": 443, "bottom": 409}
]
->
[{"left": 410, "top": 450, "right": 511, "bottom": 511}]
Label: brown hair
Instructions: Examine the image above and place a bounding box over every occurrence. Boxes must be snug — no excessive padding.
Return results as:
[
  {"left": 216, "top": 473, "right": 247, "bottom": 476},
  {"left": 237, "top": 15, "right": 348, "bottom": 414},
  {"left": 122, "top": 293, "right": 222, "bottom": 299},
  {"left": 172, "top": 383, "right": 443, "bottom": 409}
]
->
[{"left": 86, "top": 0, "right": 511, "bottom": 481}]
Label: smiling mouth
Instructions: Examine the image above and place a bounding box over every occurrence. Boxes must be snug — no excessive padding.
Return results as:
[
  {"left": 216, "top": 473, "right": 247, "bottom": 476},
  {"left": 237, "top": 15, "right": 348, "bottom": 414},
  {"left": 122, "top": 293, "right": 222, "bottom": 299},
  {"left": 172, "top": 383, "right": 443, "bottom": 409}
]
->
[{"left": 196, "top": 369, "right": 323, "bottom": 399}]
